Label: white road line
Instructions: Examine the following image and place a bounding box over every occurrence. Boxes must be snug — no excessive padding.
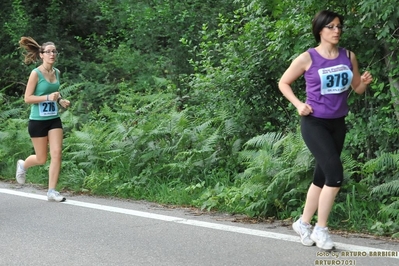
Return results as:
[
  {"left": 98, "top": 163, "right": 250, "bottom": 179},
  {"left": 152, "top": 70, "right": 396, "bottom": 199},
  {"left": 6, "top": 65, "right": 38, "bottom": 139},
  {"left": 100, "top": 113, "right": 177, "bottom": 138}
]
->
[{"left": 1, "top": 188, "right": 398, "bottom": 258}]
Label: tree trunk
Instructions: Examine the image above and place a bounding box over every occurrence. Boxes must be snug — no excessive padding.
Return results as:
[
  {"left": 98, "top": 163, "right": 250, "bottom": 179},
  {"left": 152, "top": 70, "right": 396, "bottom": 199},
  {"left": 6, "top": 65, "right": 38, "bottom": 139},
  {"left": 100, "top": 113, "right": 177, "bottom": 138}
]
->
[{"left": 384, "top": 43, "right": 399, "bottom": 122}]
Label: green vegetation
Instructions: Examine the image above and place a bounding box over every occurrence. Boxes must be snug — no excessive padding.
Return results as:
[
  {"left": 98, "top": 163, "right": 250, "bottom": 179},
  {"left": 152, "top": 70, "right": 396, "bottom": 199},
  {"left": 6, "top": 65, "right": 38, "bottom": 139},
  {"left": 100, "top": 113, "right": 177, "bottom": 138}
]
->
[{"left": 1, "top": 0, "right": 398, "bottom": 238}]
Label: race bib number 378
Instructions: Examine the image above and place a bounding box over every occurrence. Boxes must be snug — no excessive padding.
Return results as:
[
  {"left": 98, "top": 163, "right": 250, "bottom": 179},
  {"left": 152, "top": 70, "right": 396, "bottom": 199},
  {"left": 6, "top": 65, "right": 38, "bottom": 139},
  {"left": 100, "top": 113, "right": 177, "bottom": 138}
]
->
[
  {"left": 39, "top": 101, "right": 58, "bottom": 116},
  {"left": 318, "top": 64, "right": 353, "bottom": 95}
]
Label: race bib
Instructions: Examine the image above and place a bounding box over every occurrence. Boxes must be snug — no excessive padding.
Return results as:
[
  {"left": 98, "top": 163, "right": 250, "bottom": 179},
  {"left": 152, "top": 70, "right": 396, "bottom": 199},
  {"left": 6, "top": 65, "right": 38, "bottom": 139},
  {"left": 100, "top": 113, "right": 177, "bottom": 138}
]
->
[
  {"left": 39, "top": 101, "right": 58, "bottom": 116},
  {"left": 318, "top": 64, "right": 353, "bottom": 95}
]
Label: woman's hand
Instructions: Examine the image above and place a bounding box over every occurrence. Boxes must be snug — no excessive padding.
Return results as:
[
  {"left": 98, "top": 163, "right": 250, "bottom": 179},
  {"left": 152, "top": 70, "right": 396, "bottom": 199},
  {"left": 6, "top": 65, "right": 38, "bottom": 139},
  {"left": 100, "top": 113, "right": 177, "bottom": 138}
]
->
[
  {"left": 59, "top": 99, "right": 70, "bottom": 108},
  {"left": 361, "top": 71, "right": 373, "bottom": 85},
  {"left": 49, "top": 92, "right": 60, "bottom": 101},
  {"left": 297, "top": 102, "right": 313, "bottom": 116}
]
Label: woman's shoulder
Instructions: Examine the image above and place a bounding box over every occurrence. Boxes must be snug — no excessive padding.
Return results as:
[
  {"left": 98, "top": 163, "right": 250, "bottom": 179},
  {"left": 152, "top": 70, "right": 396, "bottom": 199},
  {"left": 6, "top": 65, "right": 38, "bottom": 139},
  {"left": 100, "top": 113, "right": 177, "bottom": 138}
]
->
[
  {"left": 30, "top": 68, "right": 40, "bottom": 76},
  {"left": 296, "top": 50, "right": 312, "bottom": 64},
  {"left": 289, "top": 51, "right": 312, "bottom": 72}
]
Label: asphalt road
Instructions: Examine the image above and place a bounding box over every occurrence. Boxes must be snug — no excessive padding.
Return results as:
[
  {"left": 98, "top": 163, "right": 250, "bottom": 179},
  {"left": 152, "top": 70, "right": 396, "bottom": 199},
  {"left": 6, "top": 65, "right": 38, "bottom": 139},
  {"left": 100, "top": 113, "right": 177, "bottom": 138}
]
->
[{"left": 1, "top": 181, "right": 398, "bottom": 266}]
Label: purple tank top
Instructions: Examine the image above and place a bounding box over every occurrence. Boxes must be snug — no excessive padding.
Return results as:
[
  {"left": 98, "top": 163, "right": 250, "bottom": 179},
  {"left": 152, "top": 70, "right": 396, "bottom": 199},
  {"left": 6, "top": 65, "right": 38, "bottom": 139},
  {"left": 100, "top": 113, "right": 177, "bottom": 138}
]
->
[{"left": 304, "top": 47, "right": 353, "bottom": 119}]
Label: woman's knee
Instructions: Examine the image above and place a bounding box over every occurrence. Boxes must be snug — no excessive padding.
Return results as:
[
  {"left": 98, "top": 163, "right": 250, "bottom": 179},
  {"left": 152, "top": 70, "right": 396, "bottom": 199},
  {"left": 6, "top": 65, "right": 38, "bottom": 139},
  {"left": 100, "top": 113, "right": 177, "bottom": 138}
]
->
[
  {"left": 50, "top": 148, "right": 62, "bottom": 161},
  {"left": 36, "top": 155, "right": 48, "bottom": 165}
]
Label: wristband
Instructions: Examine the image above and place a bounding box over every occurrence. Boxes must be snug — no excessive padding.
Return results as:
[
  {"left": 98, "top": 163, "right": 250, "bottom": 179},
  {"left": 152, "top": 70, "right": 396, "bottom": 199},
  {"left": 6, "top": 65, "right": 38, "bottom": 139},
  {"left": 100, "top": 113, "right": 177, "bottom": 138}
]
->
[
  {"left": 47, "top": 95, "right": 49, "bottom": 101},
  {"left": 57, "top": 97, "right": 62, "bottom": 104}
]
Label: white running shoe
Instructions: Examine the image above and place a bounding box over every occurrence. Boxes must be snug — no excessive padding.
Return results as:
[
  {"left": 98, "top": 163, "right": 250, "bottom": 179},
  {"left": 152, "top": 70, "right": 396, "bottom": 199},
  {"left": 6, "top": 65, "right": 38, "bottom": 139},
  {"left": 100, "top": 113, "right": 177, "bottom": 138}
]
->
[
  {"left": 292, "top": 218, "right": 315, "bottom": 246},
  {"left": 16, "top": 160, "right": 26, "bottom": 184},
  {"left": 47, "top": 190, "right": 66, "bottom": 202},
  {"left": 311, "top": 226, "right": 335, "bottom": 250}
]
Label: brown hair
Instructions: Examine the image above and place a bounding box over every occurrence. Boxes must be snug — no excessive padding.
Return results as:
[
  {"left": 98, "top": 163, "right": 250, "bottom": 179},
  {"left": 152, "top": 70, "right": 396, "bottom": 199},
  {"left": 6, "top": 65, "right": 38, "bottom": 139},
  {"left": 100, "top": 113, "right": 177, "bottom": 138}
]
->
[{"left": 19, "top": 37, "right": 55, "bottom": 65}]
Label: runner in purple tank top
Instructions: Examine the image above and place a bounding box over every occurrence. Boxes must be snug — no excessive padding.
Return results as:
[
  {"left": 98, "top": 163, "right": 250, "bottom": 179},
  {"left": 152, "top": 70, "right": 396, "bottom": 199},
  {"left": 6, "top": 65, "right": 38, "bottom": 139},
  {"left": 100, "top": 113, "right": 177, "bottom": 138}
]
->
[{"left": 278, "top": 10, "right": 373, "bottom": 250}]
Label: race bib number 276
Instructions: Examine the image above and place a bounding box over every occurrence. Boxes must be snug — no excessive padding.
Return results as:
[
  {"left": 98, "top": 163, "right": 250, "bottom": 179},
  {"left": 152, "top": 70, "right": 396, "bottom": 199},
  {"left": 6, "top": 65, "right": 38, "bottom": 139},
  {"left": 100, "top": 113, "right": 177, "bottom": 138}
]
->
[{"left": 39, "top": 101, "right": 58, "bottom": 116}]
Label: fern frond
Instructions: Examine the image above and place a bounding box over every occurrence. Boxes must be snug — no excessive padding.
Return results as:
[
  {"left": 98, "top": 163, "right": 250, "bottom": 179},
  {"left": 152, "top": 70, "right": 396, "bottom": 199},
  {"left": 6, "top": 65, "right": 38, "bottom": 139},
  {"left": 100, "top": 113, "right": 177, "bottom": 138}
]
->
[
  {"left": 363, "top": 151, "right": 399, "bottom": 174},
  {"left": 244, "top": 132, "right": 284, "bottom": 149},
  {"left": 341, "top": 151, "right": 361, "bottom": 177},
  {"left": 378, "top": 200, "right": 399, "bottom": 220},
  {"left": 223, "top": 118, "right": 239, "bottom": 136},
  {"left": 59, "top": 82, "right": 86, "bottom": 97},
  {"left": 372, "top": 180, "right": 399, "bottom": 196},
  {"left": 0, "top": 107, "right": 24, "bottom": 120},
  {"left": 194, "top": 120, "right": 213, "bottom": 134}
]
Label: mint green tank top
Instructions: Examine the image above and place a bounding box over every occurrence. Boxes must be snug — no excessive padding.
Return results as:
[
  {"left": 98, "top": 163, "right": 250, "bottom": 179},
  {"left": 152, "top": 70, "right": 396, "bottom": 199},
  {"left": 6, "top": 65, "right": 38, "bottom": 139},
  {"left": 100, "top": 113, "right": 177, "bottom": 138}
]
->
[{"left": 29, "top": 68, "right": 60, "bottom": 121}]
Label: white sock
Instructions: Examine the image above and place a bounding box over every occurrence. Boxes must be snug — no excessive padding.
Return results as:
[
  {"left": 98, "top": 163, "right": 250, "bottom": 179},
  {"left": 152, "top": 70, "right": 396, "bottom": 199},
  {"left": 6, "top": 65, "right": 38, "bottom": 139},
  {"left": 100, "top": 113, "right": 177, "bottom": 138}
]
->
[{"left": 315, "top": 224, "right": 327, "bottom": 230}]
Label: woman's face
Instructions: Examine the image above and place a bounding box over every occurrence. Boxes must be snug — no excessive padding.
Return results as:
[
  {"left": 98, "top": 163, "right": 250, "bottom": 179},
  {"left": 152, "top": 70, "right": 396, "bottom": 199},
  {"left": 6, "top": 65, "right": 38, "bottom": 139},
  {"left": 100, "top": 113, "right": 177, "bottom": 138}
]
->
[
  {"left": 319, "top": 17, "right": 342, "bottom": 44},
  {"left": 40, "top": 45, "right": 58, "bottom": 64}
]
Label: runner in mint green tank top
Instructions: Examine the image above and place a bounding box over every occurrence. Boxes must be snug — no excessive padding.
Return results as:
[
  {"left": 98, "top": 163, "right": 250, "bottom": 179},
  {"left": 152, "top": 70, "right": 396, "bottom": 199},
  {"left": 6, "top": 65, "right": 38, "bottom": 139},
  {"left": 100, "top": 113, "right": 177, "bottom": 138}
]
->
[
  {"left": 16, "top": 37, "right": 71, "bottom": 202},
  {"left": 29, "top": 67, "right": 61, "bottom": 120}
]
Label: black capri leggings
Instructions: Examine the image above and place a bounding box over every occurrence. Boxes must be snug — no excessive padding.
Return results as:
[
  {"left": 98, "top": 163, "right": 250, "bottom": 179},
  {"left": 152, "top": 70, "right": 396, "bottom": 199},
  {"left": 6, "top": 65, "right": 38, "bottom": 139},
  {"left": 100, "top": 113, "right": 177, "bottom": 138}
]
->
[{"left": 301, "top": 115, "right": 346, "bottom": 188}]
